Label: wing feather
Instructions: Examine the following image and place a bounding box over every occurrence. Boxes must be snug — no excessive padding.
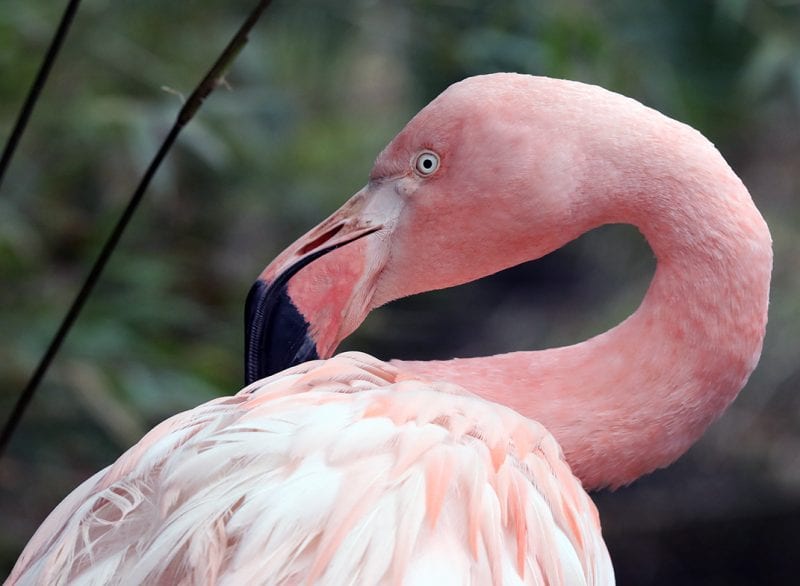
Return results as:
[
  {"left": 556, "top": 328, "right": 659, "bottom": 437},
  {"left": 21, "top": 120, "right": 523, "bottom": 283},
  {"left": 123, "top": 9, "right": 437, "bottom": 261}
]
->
[{"left": 8, "top": 352, "right": 613, "bottom": 585}]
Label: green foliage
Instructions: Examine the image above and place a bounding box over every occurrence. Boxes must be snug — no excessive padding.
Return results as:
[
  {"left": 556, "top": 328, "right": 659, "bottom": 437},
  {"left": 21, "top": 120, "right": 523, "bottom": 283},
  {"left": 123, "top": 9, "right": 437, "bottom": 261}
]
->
[{"left": 1, "top": 0, "right": 799, "bottom": 581}]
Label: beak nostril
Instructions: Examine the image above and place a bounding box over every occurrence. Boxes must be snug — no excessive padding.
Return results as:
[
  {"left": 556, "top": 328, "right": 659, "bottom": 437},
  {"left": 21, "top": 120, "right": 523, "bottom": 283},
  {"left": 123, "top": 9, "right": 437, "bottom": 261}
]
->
[{"left": 298, "top": 224, "right": 345, "bottom": 255}]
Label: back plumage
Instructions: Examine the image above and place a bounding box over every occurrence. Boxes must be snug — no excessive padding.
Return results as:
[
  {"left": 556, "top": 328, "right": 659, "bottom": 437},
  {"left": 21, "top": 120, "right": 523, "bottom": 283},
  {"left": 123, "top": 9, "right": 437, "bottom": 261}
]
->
[{"left": 9, "top": 352, "right": 611, "bottom": 585}]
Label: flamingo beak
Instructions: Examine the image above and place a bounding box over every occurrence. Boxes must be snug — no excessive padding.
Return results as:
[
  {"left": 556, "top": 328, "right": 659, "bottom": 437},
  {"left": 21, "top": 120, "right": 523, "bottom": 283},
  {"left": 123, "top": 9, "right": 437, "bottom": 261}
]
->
[{"left": 244, "top": 219, "right": 382, "bottom": 384}]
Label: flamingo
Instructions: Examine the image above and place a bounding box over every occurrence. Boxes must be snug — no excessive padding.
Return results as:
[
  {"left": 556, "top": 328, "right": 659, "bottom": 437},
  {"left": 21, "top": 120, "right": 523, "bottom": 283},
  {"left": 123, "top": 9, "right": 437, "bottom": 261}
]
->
[{"left": 8, "top": 74, "right": 771, "bottom": 585}]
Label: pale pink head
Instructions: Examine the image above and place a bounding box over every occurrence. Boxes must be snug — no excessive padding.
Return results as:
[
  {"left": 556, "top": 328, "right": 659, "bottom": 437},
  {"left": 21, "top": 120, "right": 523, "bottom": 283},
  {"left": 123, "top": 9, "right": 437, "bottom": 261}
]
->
[{"left": 247, "top": 75, "right": 619, "bottom": 372}]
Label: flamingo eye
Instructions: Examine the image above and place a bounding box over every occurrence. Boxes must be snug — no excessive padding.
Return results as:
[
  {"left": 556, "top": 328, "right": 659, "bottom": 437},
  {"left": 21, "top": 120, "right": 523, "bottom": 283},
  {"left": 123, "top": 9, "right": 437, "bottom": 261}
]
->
[{"left": 414, "top": 151, "right": 440, "bottom": 176}]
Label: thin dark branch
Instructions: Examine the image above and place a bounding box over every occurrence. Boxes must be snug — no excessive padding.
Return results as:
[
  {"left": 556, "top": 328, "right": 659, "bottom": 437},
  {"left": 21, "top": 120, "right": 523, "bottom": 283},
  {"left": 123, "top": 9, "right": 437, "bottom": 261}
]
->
[
  {"left": 0, "top": 0, "right": 83, "bottom": 192},
  {"left": 0, "top": 0, "right": 275, "bottom": 459}
]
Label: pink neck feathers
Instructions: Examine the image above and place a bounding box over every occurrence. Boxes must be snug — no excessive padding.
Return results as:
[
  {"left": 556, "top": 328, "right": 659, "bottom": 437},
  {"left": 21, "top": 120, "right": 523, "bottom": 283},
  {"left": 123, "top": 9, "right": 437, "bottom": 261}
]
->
[{"left": 395, "top": 116, "right": 772, "bottom": 489}]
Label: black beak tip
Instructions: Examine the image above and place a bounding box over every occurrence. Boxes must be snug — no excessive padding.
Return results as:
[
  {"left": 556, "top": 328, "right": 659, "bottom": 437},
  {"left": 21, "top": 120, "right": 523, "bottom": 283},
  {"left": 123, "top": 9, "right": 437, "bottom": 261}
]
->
[{"left": 244, "top": 279, "right": 319, "bottom": 385}]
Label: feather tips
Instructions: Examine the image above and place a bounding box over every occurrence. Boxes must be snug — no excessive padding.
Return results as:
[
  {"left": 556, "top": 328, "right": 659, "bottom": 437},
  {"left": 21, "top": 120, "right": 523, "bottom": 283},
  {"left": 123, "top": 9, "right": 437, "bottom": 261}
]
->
[{"left": 9, "top": 352, "right": 612, "bottom": 585}]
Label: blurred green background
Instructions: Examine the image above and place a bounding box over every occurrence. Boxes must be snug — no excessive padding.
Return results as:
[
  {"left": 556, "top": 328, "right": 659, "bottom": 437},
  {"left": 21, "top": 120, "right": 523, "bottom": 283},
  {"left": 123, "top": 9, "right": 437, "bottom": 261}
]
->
[{"left": 1, "top": 0, "right": 799, "bottom": 582}]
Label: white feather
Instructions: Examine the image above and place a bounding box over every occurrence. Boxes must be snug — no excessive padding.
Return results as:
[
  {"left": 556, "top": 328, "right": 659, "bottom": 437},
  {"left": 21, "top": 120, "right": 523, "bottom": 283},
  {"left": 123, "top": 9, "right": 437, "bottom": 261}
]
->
[{"left": 8, "top": 352, "right": 613, "bottom": 585}]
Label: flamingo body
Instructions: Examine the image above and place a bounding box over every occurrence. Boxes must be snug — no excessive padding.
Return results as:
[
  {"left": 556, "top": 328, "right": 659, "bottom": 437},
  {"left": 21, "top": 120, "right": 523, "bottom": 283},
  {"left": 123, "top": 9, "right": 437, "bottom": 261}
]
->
[
  {"left": 9, "top": 353, "right": 611, "bottom": 585},
  {"left": 9, "top": 73, "right": 772, "bottom": 584}
]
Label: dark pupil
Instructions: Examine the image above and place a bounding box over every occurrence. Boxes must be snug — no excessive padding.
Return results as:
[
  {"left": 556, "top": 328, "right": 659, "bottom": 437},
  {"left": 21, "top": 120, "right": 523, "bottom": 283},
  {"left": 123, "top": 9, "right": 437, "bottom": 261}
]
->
[{"left": 422, "top": 158, "right": 432, "bottom": 169}]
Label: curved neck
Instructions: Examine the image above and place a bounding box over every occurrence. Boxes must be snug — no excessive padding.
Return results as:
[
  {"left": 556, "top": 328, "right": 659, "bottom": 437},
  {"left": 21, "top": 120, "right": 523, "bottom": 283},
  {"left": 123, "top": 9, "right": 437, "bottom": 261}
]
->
[{"left": 393, "top": 157, "right": 772, "bottom": 490}]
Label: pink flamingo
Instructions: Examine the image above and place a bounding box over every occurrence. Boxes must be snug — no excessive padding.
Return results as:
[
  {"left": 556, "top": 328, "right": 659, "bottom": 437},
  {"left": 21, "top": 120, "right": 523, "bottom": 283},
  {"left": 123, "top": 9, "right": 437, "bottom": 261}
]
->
[{"left": 8, "top": 74, "right": 771, "bottom": 585}]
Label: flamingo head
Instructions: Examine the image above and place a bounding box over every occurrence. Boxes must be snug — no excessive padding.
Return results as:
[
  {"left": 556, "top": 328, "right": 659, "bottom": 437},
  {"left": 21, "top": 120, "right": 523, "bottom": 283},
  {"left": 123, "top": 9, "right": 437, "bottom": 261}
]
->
[{"left": 245, "top": 74, "right": 614, "bottom": 383}]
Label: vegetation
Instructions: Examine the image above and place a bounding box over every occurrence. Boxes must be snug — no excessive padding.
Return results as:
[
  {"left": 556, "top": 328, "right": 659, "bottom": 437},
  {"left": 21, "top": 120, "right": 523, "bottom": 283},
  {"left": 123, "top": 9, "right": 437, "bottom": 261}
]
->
[{"left": 1, "top": 0, "right": 798, "bottom": 582}]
